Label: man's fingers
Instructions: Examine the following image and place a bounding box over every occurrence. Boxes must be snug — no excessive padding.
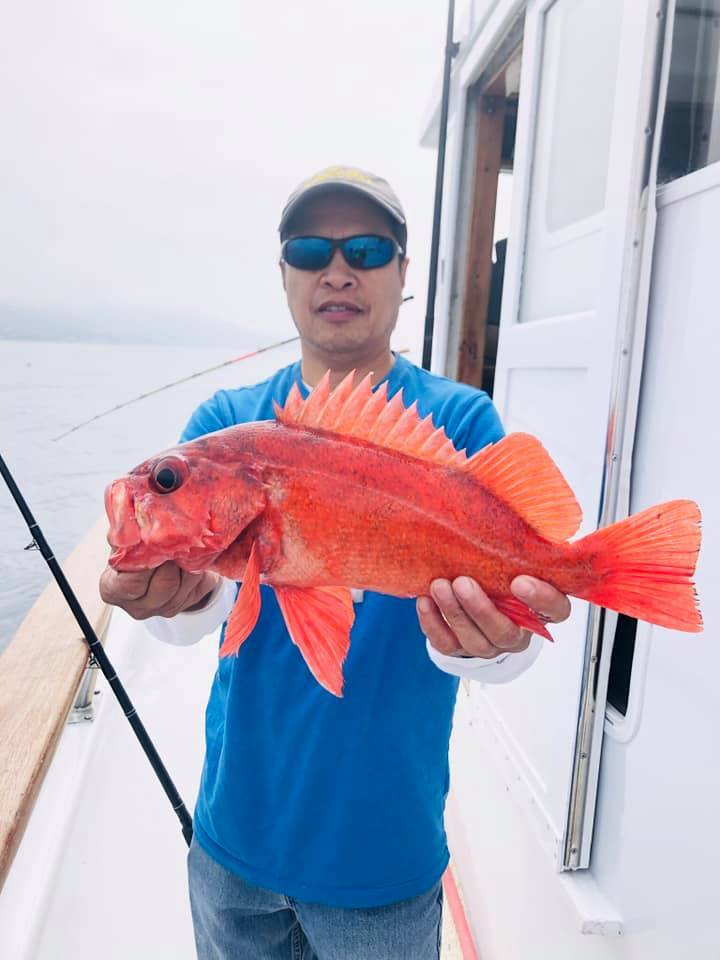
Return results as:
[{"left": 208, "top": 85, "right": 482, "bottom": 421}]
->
[
  {"left": 428, "top": 579, "right": 512, "bottom": 657},
  {"left": 100, "top": 562, "right": 216, "bottom": 620},
  {"left": 417, "top": 596, "right": 463, "bottom": 655},
  {"left": 451, "top": 577, "right": 530, "bottom": 652},
  {"left": 511, "top": 576, "right": 571, "bottom": 623},
  {"left": 153, "top": 571, "right": 218, "bottom": 619},
  {"left": 141, "top": 562, "right": 184, "bottom": 608},
  {"left": 184, "top": 572, "right": 219, "bottom": 610},
  {"left": 99, "top": 567, "right": 155, "bottom": 604}
]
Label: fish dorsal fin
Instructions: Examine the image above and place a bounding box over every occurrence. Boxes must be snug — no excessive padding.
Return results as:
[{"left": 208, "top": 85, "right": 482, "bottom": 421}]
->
[
  {"left": 276, "top": 373, "right": 581, "bottom": 541},
  {"left": 275, "top": 370, "right": 467, "bottom": 470},
  {"left": 462, "top": 434, "right": 582, "bottom": 541}
]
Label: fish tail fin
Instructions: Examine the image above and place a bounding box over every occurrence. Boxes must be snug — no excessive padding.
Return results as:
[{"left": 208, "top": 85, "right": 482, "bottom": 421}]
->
[{"left": 576, "top": 499, "right": 703, "bottom": 632}]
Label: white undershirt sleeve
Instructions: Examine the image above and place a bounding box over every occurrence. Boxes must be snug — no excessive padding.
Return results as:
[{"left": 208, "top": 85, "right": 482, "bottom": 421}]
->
[
  {"left": 426, "top": 632, "right": 544, "bottom": 683},
  {"left": 142, "top": 577, "right": 237, "bottom": 646},
  {"left": 143, "top": 577, "right": 544, "bottom": 683}
]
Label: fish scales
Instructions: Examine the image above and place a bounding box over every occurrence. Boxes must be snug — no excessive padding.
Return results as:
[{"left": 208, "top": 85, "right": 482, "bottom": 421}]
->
[
  {"left": 231, "top": 421, "right": 570, "bottom": 597},
  {"left": 105, "top": 370, "right": 703, "bottom": 696}
]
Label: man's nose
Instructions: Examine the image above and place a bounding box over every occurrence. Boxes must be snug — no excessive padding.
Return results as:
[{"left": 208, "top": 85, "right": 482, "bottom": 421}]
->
[{"left": 320, "top": 249, "right": 357, "bottom": 289}]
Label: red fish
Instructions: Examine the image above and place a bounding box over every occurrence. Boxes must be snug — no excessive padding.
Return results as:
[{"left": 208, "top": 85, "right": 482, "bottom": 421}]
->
[{"left": 105, "top": 371, "right": 703, "bottom": 696}]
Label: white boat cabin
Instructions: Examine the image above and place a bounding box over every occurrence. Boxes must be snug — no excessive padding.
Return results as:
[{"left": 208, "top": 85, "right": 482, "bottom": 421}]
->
[{"left": 422, "top": 0, "right": 719, "bottom": 956}]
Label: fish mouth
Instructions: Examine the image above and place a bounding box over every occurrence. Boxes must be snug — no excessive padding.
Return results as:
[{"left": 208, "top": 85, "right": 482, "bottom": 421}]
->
[
  {"left": 105, "top": 480, "right": 142, "bottom": 552},
  {"left": 105, "top": 477, "right": 227, "bottom": 571}
]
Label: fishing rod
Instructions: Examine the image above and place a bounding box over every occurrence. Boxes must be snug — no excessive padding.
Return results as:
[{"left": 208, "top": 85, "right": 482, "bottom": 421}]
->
[
  {"left": 0, "top": 451, "right": 194, "bottom": 847},
  {"left": 53, "top": 325, "right": 415, "bottom": 442},
  {"left": 422, "top": 0, "right": 459, "bottom": 371},
  {"left": 53, "top": 334, "right": 302, "bottom": 441}
]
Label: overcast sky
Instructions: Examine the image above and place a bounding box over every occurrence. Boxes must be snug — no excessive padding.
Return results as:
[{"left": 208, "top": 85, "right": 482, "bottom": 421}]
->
[{"left": 0, "top": 1, "right": 450, "bottom": 356}]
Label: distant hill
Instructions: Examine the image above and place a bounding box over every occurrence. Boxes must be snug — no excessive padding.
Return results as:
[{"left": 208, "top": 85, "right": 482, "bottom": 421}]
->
[{"left": 0, "top": 302, "right": 266, "bottom": 348}]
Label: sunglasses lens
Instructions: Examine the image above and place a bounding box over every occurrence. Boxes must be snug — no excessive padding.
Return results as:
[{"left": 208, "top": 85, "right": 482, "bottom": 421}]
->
[
  {"left": 283, "top": 235, "right": 398, "bottom": 271},
  {"left": 342, "top": 236, "right": 396, "bottom": 270},
  {"left": 283, "top": 237, "right": 333, "bottom": 270}
]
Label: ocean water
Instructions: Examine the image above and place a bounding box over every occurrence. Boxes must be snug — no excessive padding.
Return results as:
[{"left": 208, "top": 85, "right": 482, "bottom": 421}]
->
[{"left": 0, "top": 337, "right": 301, "bottom": 652}]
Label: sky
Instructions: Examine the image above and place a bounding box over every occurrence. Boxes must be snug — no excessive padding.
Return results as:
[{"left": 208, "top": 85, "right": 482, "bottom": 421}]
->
[{"left": 0, "top": 0, "right": 451, "bottom": 357}]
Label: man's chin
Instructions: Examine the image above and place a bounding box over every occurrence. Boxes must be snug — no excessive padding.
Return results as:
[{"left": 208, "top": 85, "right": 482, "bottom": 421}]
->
[{"left": 306, "top": 327, "right": 378, "bottom": 356}]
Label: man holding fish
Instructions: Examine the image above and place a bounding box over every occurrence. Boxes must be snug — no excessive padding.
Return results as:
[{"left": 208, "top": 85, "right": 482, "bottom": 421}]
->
[{"left": 101, "top": 166, "right": 574, "bottom": 959}]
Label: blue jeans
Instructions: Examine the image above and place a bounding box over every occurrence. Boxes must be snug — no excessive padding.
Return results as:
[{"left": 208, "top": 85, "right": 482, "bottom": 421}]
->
[{"left": 188, "top": 838, "right": 443, "bottom": 959}]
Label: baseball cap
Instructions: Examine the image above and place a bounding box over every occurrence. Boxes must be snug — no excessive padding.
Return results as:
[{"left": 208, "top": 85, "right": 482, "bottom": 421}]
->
[{"left": 278, "top": 165, "right": 407, "bottom": 247}]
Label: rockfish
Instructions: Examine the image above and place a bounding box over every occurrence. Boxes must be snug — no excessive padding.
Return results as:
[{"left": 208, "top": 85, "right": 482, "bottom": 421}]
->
[{"left": 105, "top": 371, "right": 703, "bottom": 696}]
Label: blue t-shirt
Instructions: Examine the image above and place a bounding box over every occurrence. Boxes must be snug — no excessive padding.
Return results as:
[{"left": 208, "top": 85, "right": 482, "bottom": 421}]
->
[{"left": 181, "top": 353, "right": 504, "bottom": 907}]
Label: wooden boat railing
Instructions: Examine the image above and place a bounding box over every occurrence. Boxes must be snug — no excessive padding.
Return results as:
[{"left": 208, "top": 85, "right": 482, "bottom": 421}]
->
[{"left": 0, "top": 518, "right": 111, "bottom": 892}]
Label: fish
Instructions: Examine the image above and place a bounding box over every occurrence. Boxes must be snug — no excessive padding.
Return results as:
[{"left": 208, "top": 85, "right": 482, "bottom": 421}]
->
[{"left": 105, "top": 371, "right": 703, "bottom": 697}]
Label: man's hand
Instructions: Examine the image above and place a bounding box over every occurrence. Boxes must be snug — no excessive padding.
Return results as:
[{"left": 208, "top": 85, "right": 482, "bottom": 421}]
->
[
  {"left": 417, "top": 575, "right": 571, "bottom": 659},
  {"left": 99, "top": 561, "right": 220, "bottom": 621}
]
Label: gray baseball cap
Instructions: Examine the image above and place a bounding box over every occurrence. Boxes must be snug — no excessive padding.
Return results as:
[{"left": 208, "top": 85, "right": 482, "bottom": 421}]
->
[{"left": 278, "top": 165, "right": 407, "bottom": 245}]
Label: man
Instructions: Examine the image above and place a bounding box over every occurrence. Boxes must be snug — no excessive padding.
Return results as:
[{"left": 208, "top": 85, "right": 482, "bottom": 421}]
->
[{"left": 100, "top": 166, "right": 570, "bottom": 959}]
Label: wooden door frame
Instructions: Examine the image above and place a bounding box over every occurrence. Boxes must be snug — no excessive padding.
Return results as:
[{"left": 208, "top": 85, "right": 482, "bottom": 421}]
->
[{"left": 456, "top": 80, "right": 507, "bottom": 387}]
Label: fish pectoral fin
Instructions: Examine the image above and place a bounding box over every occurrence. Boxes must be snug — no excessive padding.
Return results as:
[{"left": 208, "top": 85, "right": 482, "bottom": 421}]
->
[
  {"left": 219, "top": 542, "right": 262, "bottom": 657},
  {"left": 493, "top": 594, "right": 554, "bottom": 642},
  {"left": 274, "top": 585, "right": 355, "bottom": 698}
]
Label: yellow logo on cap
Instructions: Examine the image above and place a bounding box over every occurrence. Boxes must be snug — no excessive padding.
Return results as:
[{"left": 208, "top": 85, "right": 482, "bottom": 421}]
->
[{"left": 303, "top": 166, "right": 374, "bottom": 188}]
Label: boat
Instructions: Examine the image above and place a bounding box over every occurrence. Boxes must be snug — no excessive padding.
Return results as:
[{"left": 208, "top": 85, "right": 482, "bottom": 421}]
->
[
  {"left": 419, "top": 0, "right": 719, "bottom": 956},
  {"left": 0, "top": 517, "right": 468, "bottom": 958}
]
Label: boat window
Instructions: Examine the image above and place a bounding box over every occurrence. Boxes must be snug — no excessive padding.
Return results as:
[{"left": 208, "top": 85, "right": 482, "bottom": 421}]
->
[
  {"left": 606, "top": 614, "right": 637, "bottom": 716},
  {"left": 658, "top": 0, "right": 720, "bottom": 183},
  {"left": 519, "top": 0, "right": 624, "bottom": 324},
  {"left": 543, "top": 0, "right": 621, "bottom": 231}
]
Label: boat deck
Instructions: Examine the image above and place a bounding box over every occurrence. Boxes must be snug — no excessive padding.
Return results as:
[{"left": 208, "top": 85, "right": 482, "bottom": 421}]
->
[
  {"left": 1, "top": 608, "right": 470, "bottom": 958},
  {"left": 441, "top": 889, "right": 465, "bottom": 958}
]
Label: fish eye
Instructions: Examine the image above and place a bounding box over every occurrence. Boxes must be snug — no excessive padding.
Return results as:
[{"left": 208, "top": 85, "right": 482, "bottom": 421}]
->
[{"left": 150, "top": 458, "right": 186, "bottom": 494}]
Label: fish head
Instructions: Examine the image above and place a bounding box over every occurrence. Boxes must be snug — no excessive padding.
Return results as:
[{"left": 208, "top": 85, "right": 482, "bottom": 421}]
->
[{"left": 105, "top": 443, "right": 267, "bottom": 572}]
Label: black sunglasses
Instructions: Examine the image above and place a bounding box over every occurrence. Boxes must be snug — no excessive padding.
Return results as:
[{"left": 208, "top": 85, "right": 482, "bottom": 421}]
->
[{"left": 281, "top": 234, "right": 403, "bottom": 272}]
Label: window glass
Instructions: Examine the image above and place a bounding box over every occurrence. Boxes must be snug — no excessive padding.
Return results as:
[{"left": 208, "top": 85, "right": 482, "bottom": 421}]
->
[
  {"left": 544, "top": 0, "right": 622, "bottom": 230},
  {"left": 519, "top": 0, "right": 623, "bottom": 323},
  {"left": 606, "top": 614, "right": 637, "bottom": 716},
  {"left": 659, "top": 0, "right": 720, "bottom": 183}
]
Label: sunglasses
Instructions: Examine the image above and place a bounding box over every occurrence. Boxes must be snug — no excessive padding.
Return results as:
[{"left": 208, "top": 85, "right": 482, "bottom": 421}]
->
[{"left": 281, "top": 234, "right": 403, "bottom": 272}]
